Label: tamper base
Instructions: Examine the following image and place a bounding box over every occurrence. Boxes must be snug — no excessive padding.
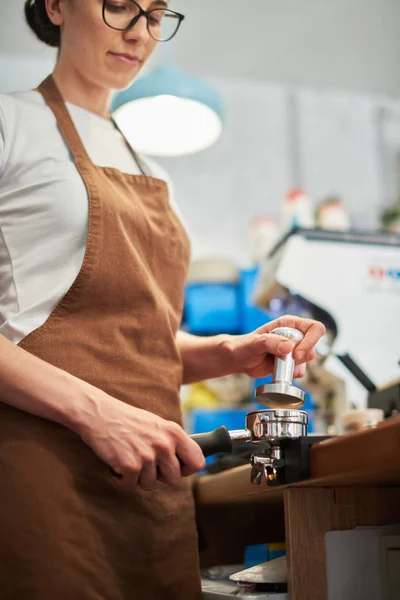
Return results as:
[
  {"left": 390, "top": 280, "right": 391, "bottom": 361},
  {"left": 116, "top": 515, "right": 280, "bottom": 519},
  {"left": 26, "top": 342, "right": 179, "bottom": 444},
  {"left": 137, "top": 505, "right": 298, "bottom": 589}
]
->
[{"left": 255, "top": 382, "right": 305, "bottom": 408}]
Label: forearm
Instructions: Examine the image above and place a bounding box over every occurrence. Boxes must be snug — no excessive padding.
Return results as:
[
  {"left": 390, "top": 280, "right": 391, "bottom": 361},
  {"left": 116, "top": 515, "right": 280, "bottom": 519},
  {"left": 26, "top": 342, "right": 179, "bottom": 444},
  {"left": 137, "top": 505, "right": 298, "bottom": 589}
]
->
[
  {"left": 0, "top": 335, "right": 206, "bottom": 488},
  {"left": 0, "top": 333, "right": 89, "bottom": 434},
  {"left": 176, "top": 331, "right": 235, "bottom": 384}
]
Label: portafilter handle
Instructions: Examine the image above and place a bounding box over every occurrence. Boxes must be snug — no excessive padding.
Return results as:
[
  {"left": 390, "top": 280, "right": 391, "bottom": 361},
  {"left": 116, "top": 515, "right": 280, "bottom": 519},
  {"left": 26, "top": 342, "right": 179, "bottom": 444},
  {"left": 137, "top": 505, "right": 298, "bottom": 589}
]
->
[
  {"left": 272, "top": 327, "right": 304, "bottom": 384},
  {"left": 190, "top": 427, "right": 251, "bottom": 458}
]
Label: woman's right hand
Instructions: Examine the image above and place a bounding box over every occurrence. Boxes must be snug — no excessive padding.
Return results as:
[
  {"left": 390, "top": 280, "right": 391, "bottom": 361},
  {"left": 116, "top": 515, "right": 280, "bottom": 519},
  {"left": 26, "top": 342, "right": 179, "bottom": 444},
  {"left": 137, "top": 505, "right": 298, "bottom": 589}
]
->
[
  {"left": 74, "top": 384, "right": 206, "bottom": 491},
  {"left": 0, "top": 335, "right": 204, "bottom": 492}
]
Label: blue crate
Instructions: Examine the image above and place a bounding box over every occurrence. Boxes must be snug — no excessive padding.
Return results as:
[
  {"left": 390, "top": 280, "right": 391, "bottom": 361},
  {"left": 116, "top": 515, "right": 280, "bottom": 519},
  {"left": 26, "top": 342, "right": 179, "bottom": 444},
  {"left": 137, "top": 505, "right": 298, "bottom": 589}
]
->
[
  {"left": 238, "top": 268, "right": 272, "bottom": 333},
  {"left": 184, "top": 282, "right": 241, "bottom": 334},
  {"left": 244, "top": 544, "right": 268, "bottom": 569},
  {"left": 190, "top": 408, "right": 250, "bottom": 465},
  {"left": 190, "top": 407, "right": 249, "bottom": 436}
]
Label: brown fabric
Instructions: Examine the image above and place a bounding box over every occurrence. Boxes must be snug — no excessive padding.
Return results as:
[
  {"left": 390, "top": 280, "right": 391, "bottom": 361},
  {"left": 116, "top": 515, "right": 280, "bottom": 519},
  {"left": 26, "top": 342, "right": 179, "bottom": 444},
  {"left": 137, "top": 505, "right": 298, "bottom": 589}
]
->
[{"left": 0, "top": 76, "right": 202, "bottom": 600}]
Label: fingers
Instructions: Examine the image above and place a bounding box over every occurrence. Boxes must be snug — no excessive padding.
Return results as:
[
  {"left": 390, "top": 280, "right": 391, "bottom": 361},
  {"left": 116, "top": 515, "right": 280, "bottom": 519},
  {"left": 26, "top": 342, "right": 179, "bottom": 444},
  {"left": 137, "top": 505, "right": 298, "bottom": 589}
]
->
[
  {"left": 156, "top": 423, "right": 205, "bottom": 481},
  {"left": 112, "top": 454, "right": 181, "bottom": 492},
  {"left": 112, "top": 456, "right": 182, "bottom": 492},
  {"left": 252, "top": 333, "right": 294, "bottom": 357},
  {"left": 293, "top": 363, "right": 307, "bottom": 379},
  {"left": 138, "top": 461, "right": 158, "bottom": 491},
  {"left": 294, "top": 347, "right": 316, "bottom": 365},
  {"left": 157, "top": 453, "right": 182, "bottom": 486},
  {"left": 109, "top": 457, "right": 140, "bottom": 488},
  {"left": 176, "top": 435, "right": 206, "bottom": 477},
  {"left": 256, "top": 316, "right": 326, "bottom": 361},
  {"left": 109, "top": 421, "right": 205, "bottom": 492},
  {"left": 293, "top": 323, "right": 325, "bottom": 361},
  {"left": 249, "top": 333, "right": 316, "bottom": 365}
]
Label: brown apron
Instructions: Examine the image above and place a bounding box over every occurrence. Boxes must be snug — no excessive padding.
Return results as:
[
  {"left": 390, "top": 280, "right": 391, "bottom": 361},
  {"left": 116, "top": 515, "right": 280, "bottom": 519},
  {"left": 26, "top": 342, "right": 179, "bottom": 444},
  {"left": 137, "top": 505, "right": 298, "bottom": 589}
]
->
[{"left": 0, "top": 76, "right": 202, "bottom": 600}]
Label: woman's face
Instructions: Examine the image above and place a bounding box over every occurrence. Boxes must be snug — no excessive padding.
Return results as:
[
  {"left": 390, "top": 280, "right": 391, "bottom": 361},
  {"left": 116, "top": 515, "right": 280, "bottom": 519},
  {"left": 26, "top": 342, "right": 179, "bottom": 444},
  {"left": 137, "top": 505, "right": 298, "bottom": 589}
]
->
[{"left": 47, "top": 0, "right": 161, "bottom": 90}]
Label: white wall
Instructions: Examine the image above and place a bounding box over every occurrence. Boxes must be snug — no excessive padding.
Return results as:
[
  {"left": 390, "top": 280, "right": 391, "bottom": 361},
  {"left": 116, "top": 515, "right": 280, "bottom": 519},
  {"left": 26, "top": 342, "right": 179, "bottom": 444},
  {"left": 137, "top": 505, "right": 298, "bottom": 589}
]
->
[
  {"left": 170, "top": 0, "right": 400, "bottom": 97},
  {"left": 157, "top": 79, "right": 398, "bottom": 265},
  {"left": 0, "top": 53, "right": 56, "bottom": 93}
]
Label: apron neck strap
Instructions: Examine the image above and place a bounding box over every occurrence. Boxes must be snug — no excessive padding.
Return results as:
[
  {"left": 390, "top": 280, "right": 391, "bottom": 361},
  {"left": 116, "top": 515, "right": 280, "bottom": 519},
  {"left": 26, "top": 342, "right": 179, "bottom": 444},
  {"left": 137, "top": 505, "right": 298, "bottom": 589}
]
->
[
  {"left": 36, "top": 75, "right": 94, "bottom": 164},
  {"left": 110, "top": 116, "right": 148, "bottom": 176},
  {"left": 37, "top": 75, "right": 149, "bottom": 175}
]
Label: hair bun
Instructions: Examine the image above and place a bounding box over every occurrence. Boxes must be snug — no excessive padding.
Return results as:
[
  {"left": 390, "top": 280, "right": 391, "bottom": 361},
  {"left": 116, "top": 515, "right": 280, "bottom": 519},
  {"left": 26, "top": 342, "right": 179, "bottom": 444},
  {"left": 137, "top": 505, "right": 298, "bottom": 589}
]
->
[{"left": 24, "top": 0, "right": 61, "bottom": 47}]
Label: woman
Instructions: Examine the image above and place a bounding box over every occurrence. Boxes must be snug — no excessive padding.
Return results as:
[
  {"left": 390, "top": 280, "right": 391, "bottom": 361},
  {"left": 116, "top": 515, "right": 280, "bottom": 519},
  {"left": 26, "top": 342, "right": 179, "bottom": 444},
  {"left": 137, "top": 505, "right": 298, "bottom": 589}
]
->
[{"left": 0, "top": 1, "right": 325, "bottom": 598}]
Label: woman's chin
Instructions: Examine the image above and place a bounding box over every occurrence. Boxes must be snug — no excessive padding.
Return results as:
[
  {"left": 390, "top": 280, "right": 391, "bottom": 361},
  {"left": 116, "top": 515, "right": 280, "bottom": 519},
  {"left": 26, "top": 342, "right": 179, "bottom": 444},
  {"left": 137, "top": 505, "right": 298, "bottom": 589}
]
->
[{"left": 102, "top": 59, "right": 144, "bottom": 91}]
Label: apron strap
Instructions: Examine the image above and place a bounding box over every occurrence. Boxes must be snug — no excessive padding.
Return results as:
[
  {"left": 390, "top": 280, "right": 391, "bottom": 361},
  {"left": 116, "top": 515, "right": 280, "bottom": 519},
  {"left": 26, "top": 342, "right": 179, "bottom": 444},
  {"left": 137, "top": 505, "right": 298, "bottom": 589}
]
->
[
  {"left": 37, "top": 75, "right": 91, "bottom": 164},
  {"left": 110, "top": 116, "right": 148, "bottom": 176},
  {"left": 37, "top": 75, "right": 149, "bottom": 176}
]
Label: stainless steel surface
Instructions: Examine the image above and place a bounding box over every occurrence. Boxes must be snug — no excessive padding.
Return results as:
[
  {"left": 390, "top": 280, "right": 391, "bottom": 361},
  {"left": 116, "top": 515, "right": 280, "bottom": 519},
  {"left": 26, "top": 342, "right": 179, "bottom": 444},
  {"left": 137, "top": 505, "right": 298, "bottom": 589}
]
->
[
  {"left": 246, "top": 409, "right": 308, "bottom": 442},
  {"left": 250, "top": 466, "right": 264, "bottom": 486},
  {"left": 229, "top": 429, "right": 252, "bottom": 445},
  {"left": 250, "top": 454, "right": 281, "bottom": 485},
  {"left": 243, "top": 409, "right": 308, "bottom": 485},
  {"left": 228, "top": 409, "right": 308, "bottom": 447},
  {"left": 215, "top": 408, "right": 309, "bottom": 486},
  {"left": 255, "top": 327, "right": 306, "bottom": 408},
  {"left": 202, "top": 565, "right": 244, "bottom": 581},
  {"left": 202, "top": 578, "right": 288, "bottom": 599},
  {"left": 255, "top": 382, "right": 305, "bottom": 408},
  {"left": 230, "top": 557, "right": 287, "bottom": 584},
  {"left": 256, "top": 327, "right": 306, "bottom": 408},
  {"left": 272, "top": 327, "right": 304, "bottom": 385}
]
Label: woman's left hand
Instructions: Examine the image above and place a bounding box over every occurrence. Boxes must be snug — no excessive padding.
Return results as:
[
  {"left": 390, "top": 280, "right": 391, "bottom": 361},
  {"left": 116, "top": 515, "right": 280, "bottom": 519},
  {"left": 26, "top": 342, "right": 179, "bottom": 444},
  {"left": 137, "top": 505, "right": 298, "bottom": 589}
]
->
[{"left": 226, "top": 315, "right": 326, "bottom": 379}]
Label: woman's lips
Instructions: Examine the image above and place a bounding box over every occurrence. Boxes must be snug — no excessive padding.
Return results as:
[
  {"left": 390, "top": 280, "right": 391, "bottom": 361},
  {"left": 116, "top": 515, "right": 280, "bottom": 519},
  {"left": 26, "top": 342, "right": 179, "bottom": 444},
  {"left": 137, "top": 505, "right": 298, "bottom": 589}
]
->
[{"left": 108, "top": 52, "right": 141, "bottom": 66}]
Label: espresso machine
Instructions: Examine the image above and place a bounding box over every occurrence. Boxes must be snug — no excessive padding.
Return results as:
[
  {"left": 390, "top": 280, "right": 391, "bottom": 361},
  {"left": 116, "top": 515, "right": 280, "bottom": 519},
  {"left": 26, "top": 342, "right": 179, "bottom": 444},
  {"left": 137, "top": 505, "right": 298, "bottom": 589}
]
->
[
  {"left": 191, "top": 327, "right": 327, "bottom": 487},
  {"left": 252, "top": 228, "right": 400, "bottom": 414}
]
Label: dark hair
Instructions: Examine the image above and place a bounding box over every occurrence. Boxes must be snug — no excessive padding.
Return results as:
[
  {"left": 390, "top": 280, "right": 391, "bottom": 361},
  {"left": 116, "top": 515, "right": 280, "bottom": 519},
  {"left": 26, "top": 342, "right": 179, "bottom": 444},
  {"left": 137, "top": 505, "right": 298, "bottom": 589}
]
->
[{"left": 24, "top": 0, "right": 61, "bottom": 47}]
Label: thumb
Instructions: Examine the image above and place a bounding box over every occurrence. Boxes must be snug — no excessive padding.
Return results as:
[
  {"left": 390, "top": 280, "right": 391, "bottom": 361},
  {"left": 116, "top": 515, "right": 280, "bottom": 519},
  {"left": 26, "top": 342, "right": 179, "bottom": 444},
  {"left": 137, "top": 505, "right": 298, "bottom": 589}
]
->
[{"left": 252, "top": 334, "right": 293, "bottom": 357}]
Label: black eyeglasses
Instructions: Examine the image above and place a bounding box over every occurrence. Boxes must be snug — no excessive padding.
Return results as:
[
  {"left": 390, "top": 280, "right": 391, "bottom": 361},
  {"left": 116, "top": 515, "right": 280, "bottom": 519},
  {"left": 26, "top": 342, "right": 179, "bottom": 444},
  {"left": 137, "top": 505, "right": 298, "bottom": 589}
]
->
[{"left": 102, "top": 0, "right": 185, "bottom": 42}]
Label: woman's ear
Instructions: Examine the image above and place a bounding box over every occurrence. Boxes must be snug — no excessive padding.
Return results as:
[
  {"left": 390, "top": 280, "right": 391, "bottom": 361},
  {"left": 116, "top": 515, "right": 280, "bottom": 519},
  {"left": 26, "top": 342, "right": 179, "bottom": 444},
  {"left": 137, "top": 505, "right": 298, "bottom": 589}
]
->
[{"left": 45, "top": 0, "right": 65, "bottom": 27}]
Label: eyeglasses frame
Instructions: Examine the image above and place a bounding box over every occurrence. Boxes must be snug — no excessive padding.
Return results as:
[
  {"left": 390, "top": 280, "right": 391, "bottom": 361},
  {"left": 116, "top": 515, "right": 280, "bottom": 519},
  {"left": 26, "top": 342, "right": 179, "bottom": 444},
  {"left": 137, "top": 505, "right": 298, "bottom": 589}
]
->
[{"left": 102, "top": 0, "right": 185, "bottom": 42}]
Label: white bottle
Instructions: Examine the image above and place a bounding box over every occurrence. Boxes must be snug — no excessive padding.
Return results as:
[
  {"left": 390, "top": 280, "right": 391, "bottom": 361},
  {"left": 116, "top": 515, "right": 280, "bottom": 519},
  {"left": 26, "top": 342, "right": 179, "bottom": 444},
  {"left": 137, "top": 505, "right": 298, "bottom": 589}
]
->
[{"left": 281, "top": 189, "right": 315, "bottom": 232}]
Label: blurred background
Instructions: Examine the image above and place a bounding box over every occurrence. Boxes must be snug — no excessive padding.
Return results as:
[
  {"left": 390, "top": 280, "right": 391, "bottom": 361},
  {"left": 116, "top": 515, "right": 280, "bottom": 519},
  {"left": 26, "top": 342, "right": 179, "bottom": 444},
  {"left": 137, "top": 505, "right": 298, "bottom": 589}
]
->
[{"left": 2, "top": 0, "right": 400, "bottom": 441}]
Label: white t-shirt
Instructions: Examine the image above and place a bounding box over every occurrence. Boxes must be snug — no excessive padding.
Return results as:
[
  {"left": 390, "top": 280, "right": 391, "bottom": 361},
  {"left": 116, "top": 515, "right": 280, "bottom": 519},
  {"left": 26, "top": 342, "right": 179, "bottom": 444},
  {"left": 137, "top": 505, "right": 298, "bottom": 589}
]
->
[{"left": 0, "top": 90, "right": 179, "bottom": 344}]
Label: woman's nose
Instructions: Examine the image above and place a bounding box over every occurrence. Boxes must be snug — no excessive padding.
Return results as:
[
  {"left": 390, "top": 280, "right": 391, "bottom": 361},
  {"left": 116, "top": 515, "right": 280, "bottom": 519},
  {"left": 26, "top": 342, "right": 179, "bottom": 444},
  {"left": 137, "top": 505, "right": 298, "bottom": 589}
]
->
[{"left": 123, "top": 14, "right": 151, "bottom": 44}]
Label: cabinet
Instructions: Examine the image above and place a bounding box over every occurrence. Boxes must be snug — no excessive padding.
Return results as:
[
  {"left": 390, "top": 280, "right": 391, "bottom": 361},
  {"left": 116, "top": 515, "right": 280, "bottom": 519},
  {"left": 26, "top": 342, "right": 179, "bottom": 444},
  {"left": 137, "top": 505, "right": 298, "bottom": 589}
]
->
[{"left": 194, "top": 417, "right": 400, "bottom": 599}]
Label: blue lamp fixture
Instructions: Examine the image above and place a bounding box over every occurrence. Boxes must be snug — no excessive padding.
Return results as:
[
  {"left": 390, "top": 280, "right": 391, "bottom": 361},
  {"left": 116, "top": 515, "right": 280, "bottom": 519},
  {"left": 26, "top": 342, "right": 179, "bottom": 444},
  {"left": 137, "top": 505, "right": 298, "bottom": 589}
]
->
[{"left": 111, "top": 64, "right": 224, "bottom": 157}]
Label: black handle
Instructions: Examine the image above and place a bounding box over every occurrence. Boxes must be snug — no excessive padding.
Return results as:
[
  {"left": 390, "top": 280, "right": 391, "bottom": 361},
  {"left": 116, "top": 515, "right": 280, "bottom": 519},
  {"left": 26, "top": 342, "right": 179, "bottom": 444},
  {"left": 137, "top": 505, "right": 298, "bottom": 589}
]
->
[
  {"left": 190, "top": 426, "right": 232, "bottom": 457},
  {"left": 109, "top": 426, "right": 233, "bottom": 479}
]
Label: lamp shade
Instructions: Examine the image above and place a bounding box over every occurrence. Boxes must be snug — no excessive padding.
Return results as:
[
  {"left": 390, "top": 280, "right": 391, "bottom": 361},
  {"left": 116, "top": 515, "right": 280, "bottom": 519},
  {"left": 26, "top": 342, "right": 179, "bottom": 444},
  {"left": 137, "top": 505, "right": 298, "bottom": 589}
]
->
[{"left": 111, "top": 64, "right": 223, "bottom": 157}]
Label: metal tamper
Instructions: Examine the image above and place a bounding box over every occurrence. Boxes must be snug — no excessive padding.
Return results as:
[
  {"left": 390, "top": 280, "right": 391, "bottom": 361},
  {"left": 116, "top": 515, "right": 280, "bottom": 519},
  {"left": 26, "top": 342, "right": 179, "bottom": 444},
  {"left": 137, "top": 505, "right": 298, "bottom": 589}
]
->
[{"left": 255, "top": 327, "right": 305, "bottom": 409}]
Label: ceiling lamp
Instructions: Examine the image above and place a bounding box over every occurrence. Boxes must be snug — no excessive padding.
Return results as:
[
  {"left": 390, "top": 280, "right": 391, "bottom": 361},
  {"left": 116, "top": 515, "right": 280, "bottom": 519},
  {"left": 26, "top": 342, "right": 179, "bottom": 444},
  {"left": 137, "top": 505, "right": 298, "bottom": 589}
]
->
[{"left": 111, "top": 64, "right": 224, "bottom": 157}]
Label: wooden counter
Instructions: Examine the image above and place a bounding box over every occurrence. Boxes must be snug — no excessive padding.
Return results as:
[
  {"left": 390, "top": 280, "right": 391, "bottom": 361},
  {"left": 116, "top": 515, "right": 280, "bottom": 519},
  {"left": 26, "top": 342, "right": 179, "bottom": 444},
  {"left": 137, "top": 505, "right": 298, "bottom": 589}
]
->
[{"left": 194, "top": 416, "right": 400, "bottom": 599}]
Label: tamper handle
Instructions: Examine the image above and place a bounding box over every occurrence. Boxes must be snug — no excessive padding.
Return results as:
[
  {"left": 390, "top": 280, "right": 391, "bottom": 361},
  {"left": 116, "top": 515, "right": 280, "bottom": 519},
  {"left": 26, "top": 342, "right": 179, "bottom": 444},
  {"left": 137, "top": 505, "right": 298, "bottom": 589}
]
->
[{"left": 272, "top": 327, "right": 304, "bottom": 384}]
